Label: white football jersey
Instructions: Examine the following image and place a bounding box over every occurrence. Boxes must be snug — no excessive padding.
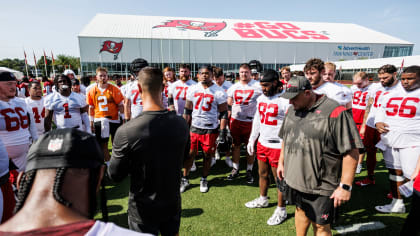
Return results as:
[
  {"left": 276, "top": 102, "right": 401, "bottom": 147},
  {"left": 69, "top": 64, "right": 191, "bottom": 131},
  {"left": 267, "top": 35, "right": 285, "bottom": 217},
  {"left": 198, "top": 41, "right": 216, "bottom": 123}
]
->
[
  {"left": 351, "top": 84, "right": 372, "bottom": 110},
  {"left": 219, "top": 80, "right": 233, "bottom": 92},
  {"left": 314, "top": 82, "right": 352, "bottom": 106},
  {"left": 227, "top": 80, "right": 262, "bottom": 122},
  {"left": 0, "top": 138, "right": 8, "bottom": 178},
  {"left": 80, "top": 84, "right": 87, "bottom": 95},
  {"left": 250, "top": 93, "right": 290, "bottom": 149},
  {"left": 375, "top": 86, "right": 420, "bottom": 148},
  {"left": 186, "top": 83, "right": 227, "bottom": 130},
  {"left": 0, "top": 98, "right": 32, "bottom": 146},
  {"left": 25, "top": 97, "right": 45, "bottom": 136},
  {"left": 168, "top": 79, "right": 197, "bottom": 116},
  {"left": 366, "top": 82, "right": 399, "bottom": 128},
  {"left": 44, "top": 92, "right": 87, "bottom": 129},
  {"left": 125, "top": 82, "right": 143, "bottom": 119}
]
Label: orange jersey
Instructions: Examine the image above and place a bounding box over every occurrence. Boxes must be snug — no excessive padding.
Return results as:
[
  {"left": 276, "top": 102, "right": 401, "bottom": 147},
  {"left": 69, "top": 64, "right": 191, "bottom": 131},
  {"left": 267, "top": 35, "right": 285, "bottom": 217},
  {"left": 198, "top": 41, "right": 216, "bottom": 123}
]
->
[{"left": 86, "top": 84, "right": 124, "bottom": 120}]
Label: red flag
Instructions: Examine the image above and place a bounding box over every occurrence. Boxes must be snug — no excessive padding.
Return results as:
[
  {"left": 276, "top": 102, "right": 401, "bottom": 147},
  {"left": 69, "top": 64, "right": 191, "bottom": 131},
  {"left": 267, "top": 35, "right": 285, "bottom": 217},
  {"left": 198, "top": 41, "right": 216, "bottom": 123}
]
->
[
  {"left": 43, "top": 50, "right": 48, "bottom": 66},
  {"left": 33, "top": 51, "right": 37, "bottom": 66},
  {"left": 51, "top": 51, "right": 55, "bottom": 64},
  {"left": 24, "top": 51, "right": 28, "bottom": 65},
  {"left": 398, "top": 59, "right": 404, "bottom": 75}
]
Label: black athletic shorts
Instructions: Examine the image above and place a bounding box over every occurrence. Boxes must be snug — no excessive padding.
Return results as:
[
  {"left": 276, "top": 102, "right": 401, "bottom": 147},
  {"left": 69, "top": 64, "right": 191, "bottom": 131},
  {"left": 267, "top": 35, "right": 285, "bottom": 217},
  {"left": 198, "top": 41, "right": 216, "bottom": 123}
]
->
[
  {"left": 287, "top": 187, "right": 337, "bottom": 225},
  {"left": 128, "top": 212, "right": 180, "bottom": 236},
  {"left": 94, "top": 121, "right": 120, "bottom": 143}
]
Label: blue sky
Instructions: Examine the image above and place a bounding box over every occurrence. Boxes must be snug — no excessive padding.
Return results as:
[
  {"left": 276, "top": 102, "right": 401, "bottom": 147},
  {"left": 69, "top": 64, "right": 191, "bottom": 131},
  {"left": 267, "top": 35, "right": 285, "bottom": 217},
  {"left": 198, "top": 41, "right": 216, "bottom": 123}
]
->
[{"left": 1, "top": 0, "right": 419, "bottom": 64}]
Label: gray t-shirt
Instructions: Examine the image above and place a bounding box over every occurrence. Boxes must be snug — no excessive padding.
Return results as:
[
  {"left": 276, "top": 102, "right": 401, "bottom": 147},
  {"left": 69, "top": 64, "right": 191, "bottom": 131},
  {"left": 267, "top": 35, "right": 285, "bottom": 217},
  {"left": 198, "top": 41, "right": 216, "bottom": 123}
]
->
[{"left": 279, "top": 95, "right": 363, "bottom": 196}]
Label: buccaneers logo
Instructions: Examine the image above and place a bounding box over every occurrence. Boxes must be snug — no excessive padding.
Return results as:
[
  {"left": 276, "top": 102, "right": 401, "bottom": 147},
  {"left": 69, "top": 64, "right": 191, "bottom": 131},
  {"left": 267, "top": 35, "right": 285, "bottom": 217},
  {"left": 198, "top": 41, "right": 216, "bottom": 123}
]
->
[
  {"left": 100, "top": 40, "right": 123, "bottom": 60},
  {"left": 153, "top": 20, "right": 226, "bottom": 37}
]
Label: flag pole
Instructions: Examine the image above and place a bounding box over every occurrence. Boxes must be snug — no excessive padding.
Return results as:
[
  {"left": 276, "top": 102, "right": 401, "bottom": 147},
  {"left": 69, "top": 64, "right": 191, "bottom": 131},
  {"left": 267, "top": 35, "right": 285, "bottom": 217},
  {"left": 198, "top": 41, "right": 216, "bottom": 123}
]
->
[
  {"left": 33, "top": 51, "right": 39, "bottom": 79},
  {"left": 51, "top": 51, "right": 56, "bottom": 78},
  {"left": 23, "top": 50, "right": 29, "bottom": 77},
  {"left": 43, "top": 50, "right": 48, "bottom": 76}
]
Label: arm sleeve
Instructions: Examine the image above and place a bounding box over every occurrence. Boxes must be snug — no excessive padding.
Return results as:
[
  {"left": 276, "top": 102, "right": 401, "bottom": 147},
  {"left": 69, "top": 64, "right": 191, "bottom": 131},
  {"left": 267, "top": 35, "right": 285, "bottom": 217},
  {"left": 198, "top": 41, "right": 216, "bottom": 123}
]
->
[
  {"left": 107, "top": 127, "right": 131, "bottom": 182},
  {"left": 27, "top": 104, "right": 39, "bottom": 141},
  {"left": 249, "top": 104, "right": 260, "bottom": 144},
  {"left": 81, "top": 112, "right": 92, "bottom": 133}
]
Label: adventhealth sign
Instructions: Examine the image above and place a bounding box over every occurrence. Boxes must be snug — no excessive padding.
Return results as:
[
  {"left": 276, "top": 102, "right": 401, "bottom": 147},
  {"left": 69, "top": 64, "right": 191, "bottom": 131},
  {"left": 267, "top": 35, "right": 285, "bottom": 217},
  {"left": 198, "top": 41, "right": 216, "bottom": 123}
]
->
[{"left": 333, "top": 46, "right": 374, "bottom": 57}]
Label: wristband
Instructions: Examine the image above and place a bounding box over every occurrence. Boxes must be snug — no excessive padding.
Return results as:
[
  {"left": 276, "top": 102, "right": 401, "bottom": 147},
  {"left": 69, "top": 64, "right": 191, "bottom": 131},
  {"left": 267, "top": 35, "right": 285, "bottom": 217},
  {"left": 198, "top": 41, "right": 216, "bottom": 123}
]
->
[{"left": 339, "top": 183, "right": 352, "bottom": 192}]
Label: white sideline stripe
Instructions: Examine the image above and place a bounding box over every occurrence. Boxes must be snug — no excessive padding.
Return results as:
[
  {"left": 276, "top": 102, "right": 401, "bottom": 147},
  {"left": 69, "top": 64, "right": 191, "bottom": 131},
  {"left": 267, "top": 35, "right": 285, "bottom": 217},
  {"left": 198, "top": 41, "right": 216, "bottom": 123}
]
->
[{"left": 335, "top": 221, "right": 386, "bottom": 234}]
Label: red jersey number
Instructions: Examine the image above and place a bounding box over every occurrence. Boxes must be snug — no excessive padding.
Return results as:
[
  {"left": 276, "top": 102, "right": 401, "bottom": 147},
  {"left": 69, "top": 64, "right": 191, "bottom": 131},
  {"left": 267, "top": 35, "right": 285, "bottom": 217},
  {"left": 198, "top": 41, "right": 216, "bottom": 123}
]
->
[
  {"left": 353, "top": 91, "right": 368, "bottom": 106},
  {"left": 385, "top": 97, "right": 419, "bottom": 118},
  {"left": 234, "top": 90, "right": 254, "bottom": 105},
  {"left": 194, "top": 93, "right": 214, "bottom": 111},
  {"left": 32, "top": 107, "right": 45, "bottom": 123},
  {"left": 175, "top": 87, "right": 188, "bottom": 100},
  {"left": 0, "top": 107, "right": 29, "bottom": 131},
  {"left": 258, "top": 103, "right": 279, "bottom": 125},
  {"left": 131, "top": 90, "right": 142, "bottom": 105},
  {"left": 63, "top": 103, "right": 72, "bottom": 119}
]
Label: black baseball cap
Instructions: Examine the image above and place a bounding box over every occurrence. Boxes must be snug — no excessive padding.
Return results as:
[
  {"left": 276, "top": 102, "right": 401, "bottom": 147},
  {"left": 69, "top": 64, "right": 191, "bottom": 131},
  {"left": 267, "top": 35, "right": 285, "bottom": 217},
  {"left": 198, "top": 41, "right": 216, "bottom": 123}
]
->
[
  {"left": 26, "top": 128, "right": 104, "bottom": 172},
  {"left": 130, "top": 58, "right": 149, "bottom": 75},
  {"left": 280, "top": 76, "right": 312, "bottom": 99},
  {"left": 0, "top": 70, "right": 16, "bottom": 81},
  {"left": 260, "top": 69, "right": 279, "bottom": 82},
  {"left": 71, "top": 79, "right": 80, "bottom": 85}
]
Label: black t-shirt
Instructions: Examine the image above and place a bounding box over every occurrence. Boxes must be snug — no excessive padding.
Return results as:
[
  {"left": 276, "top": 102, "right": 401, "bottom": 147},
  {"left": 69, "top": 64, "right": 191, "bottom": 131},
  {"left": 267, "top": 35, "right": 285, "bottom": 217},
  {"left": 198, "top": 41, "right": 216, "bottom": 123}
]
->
[{"left": 108, "top": 110, "right": 189, "bottom": 224}]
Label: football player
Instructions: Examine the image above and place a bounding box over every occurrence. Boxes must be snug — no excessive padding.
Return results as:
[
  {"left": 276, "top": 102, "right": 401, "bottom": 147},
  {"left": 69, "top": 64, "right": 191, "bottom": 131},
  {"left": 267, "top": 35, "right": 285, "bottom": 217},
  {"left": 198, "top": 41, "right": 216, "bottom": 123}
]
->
[
  {"left": 86, "top": 67, "right": 124, "bottom": 161},
  {"left": 350, "top": 72, "right": 372, "bottom": 174},
  {"left": 304, "top": 59, "right": 352, "bottom": 108},
  {"left": 44, "top": 75, "right": 90, "bottom": 133},
  {"left": 25, "top": 81, "right": 45, "bottom": 136},
  {"left": 226, "top": 63, "right": 262, "bottom": 183},
  {"left": 374, "top": 65, "right": 420, "bottom": 214},
  {"left": 168, "top": 64, "right": 196, "bottom": 116},
  {"left": 246, "top": 69, "right": 289, "bottom": 225},
  {"left": 0, "top": 71, "right": 38, "bottom": 176},
  {"left": 123, "top": 58, "right": 149, "bottom": 121},
  {"left": 180, "top": 65, "right": 228, "bottom": 193},
  {"left": 355, "top": 64, "right": 400, "bottom": 187}
]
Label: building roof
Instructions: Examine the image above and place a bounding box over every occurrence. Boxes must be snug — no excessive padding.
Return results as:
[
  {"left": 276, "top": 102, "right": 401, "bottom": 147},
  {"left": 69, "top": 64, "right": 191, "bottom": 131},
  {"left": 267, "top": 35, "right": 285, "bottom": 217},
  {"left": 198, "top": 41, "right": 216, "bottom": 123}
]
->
[
  {"left": 289, "top": 55, "right": 420, "bottom": 71},
  {"left": 79, "top": 14, "right": 412, "bottom": 45}
]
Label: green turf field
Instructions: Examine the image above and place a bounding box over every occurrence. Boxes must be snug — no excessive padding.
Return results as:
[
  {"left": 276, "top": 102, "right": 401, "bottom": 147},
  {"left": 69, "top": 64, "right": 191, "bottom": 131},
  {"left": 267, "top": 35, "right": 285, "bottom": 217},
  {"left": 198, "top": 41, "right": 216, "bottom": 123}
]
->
[{"left": 96, "top": 149, "right": 410, "bottom": 235}]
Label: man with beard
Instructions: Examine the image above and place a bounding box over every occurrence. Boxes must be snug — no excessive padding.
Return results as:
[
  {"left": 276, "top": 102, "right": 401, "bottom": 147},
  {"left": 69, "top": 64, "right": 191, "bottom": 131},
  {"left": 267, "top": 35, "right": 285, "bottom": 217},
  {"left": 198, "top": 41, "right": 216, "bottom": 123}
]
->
[
  {"left": 355, "top": 65, "right": 400, "bottom": 188},
  {"left": 245, "top": 69, "right": 289, "bottom": 226},
  {"left": 44, "top": 75, "right": 90, "bottom": 133},
  {"left": 25, "top": 81, "right": 45, "bottom": 136},
  {"left": 304, "top": 58, "right": 352, "bottom": 107},
  {"left": 180, "top": 65, "right": 228, "bottom": 193},
  {"left": 374, "top": 65, "right": 420, "bottom": 214},
  {"left": 226, "top": 63, "right": 262, "bottom": 184},
  {"left": 168, "top": 64, "right": 196, "bottom": 116}
]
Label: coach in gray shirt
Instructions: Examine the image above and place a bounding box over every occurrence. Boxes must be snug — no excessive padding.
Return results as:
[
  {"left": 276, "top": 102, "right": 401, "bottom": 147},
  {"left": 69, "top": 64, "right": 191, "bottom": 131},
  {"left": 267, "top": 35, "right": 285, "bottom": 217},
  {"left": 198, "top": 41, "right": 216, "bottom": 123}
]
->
[{"left": 277, "top": 76, "right": 363, "bottom": 235}]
